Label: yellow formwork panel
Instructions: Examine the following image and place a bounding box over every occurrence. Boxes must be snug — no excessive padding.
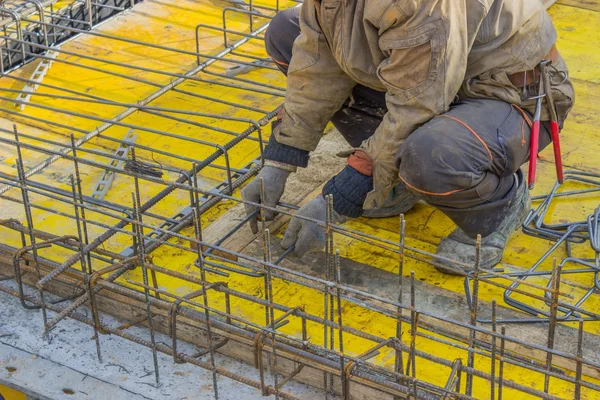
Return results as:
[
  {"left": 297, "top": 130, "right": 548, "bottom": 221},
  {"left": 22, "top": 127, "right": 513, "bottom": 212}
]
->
[
  {"left": 0, "top": 385, "right": 26, "bottom": 400},
  {"left": 0, "top": 0, "right": 288, "bottom": 255}
]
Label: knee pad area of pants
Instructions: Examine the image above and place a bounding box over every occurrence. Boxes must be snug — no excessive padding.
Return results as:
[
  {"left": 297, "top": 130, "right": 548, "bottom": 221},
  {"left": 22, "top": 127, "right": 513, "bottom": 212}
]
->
[
  {"left": 398, "top": 130, "right": 479, "bottom": 196},
  {"left": 264, "top": 8, "right": 298, "bottom": 59}
]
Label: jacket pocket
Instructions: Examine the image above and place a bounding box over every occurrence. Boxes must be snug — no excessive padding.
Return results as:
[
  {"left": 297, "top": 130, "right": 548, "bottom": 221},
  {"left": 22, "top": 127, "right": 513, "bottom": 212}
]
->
[
  {"left": 551, "top": 81, "right": 575, "bottom": 127},
  {"left": 288, "top": 25, "right": 321, "bottom": 74},
  {"left": 460, "top": 69, "right": 523, "bottom": 105},
  {"left": 376, "top": 19, "right": 446, "bottom": 103}
]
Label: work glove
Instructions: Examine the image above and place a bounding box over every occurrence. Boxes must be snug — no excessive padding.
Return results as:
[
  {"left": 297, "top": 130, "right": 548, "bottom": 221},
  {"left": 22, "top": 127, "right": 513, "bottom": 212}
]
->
[
  {"left": 241, "top": 165, "right": 292, "bottom": 234},
  {"left": 282, "top": 196, "right": 346, "bottom": 257}
]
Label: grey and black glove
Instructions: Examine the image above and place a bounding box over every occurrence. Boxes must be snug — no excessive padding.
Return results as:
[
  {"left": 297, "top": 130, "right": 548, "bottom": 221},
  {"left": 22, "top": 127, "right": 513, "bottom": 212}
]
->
[
  {"left": 243, "top": 127, "right": 311, "bottom": 233},
  {"left": 241, "top": 164, "right": 292, "bottom": 234},
  {"left": 282, "top": 165, "right": 373, "bottom": 257},
  {"left": 282, "top": 195, "right": 346, "bottom": 256}
]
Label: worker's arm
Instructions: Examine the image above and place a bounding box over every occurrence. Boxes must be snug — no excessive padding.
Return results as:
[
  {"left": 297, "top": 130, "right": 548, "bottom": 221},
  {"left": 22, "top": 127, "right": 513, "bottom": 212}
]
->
[
  {"left": 243, "top": 0, "right": 355, "bottom": 232},
  {"left": 263, "top": 0, "right": 356, "bottom": 165}
]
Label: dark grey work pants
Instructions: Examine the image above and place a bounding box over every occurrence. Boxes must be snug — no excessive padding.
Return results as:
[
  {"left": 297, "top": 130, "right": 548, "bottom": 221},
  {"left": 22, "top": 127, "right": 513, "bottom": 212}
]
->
[{"left": 266, "top": 8, "right": 552, "bottom": 237}]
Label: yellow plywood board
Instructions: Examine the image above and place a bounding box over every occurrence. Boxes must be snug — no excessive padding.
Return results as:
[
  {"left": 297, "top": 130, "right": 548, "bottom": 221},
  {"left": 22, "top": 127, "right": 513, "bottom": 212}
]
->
[
  {"left": 0, "top": 385, "right": 26, "bottom": 400},
  {"left": 0, "top": 0, "right": 288, "bottom": 255}
]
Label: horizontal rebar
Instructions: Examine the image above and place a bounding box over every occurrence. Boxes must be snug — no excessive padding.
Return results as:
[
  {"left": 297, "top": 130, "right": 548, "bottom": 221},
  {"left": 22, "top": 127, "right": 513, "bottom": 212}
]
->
[
  {"left": 0, "top": 16, "right": 272, "bottom": 196},
  {"left": 3, "top": 177, "right": 599, "bottom": 375},
  {"left": 0, "top": 38, "right": 285, "bottom": 96},
  {"left": 0, "top": 132, "right": 585, "bottom": 306},
  {"left": 0, "top": 247, "right": 591, "bottom": 400}
]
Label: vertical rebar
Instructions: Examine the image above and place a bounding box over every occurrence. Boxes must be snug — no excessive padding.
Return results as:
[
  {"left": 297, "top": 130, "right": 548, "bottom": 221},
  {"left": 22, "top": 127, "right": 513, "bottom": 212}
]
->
[
  {"left": 85, "top": 0, "right": 93, "bottom": 27},
  {"left": 466, "top": 234, "right": 482, "bottom": 396},
  {"left": 13, "top": 125, "right": 48, "bottom": 327},
  {"left": 322, "top": 289, "right": 328, "bottom": 397},
  {"left": 249, "top": 0, "right": 254, "bottom": 32},
  {"left": 190, "top": 165, "right": 219, "bottom": 398},
  {"left": 406, "top": 271, "right": 417, "bottom": 378},
  {"left": 131, "top": 190, "right": 159, "bottom": 384},
  {"left": 544, "top": 258, "right": 561, "bottom": 394},
  {"left": 259, "top": 178, "right": 270, "bottom": 332},
  {"left": 395, "top": 214, "right": 405, "bottom": 384},
  {"left": 69, "top": 134, "right": 92, "bottom": 271},
  {"left": 10, "top": 219, "right": 36, "bottom": 310},
  {"left": 150, "top": 269, "right": 161, "bottom": 300},
  {"left": 2, "top": 26, "right": 10, "bottom": 70},
  {"left": 258, "top": 179, "right": 267, "bottom": 236},
  {"left": 191, "top": 211, "right": 220, "bottom": 397},
  {"left": 130, "top": 152, "right": 160, "bottom": 384},
  {"left": 25, "top": 0, "right": 48, "bottom": 48},
  {"left": 490, "top": 299, "right": 497, "bottom": 400},
  {"left": 258, "top": 178, "right": 277, "bottom": 397},
  {"left": 170, "top": 304, "right": 181, "bottom": 364},
  {"left": 456, "top": 360, "right": 463, "bottom": 395},
  {"left": 69, "top": 175, "right": 102, "bottom": 362},
  {"left": 324, "top": 194, "right": 334, "bottom": 399},
  {"left": 48, "top": 3, "right": 57, "bottom": 47},
  {"left": 264, "top": 229, "right": 279, "bottom": 399},
  {"left": 498, "top": 326, "right": 506, "bottom": 400},
  {"left": 0, "top": 8, "right": 26, "bottom": 67},
  {"left": 574, "top": 319, "right": 584, "bottom": 400},
  {"left": 335, "top": 249, "right": 346, "bottom": 399},
  {"left": 327, "top": 196, "right": 335, "bottom": 397}
]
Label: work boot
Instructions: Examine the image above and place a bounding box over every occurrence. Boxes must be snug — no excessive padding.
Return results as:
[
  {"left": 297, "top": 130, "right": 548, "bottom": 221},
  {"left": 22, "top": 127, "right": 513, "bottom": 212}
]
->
[
  {"left": 434, "top": 170, "right": 530, "bottom": 275},
  {"left": 363, "top": 181, "right": 419, "bottom": 218}
]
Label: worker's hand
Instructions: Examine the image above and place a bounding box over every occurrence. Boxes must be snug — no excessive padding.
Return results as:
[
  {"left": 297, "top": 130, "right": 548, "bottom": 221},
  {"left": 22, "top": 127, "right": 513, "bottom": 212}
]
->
[
  {"left": 282, "top": 196, "right": 346, "bottom": 257},
  {"left": 241, "top": 165, "right": 291, "bottom": 234}
]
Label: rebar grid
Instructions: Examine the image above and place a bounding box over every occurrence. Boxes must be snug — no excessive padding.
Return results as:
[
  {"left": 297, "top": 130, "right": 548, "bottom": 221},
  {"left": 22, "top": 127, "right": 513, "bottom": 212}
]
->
[
  {"left": 464, "top": 171, "right": 600, "bottom": 325},
  {"left": 0, "top": 1, "right": 599, "bottom": 399},
  {"left": 0, "top": 0, "right": 144, "bottom": 72},
  {"left": 3, "top": 121, "right": 600, "bottom": 398}
]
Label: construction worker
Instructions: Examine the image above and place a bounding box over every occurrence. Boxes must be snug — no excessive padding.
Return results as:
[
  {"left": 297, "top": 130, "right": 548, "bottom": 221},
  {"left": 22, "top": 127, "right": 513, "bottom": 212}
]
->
[{"left": 242, "top": 0, "right": 574, "bottom": 274}]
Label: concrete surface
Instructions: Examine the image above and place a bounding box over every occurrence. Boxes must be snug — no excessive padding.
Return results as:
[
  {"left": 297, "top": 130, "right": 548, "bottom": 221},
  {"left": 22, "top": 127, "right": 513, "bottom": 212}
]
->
[{"left": 0, "top": 286, "right": 324, "bottom": 400}]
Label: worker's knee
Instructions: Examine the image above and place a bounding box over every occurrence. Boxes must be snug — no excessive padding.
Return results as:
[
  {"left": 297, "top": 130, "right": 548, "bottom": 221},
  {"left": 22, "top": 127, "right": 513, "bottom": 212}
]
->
[
  {"left": 397, "top": 126, "right": 477, "bottom": 196},
  {"left": 264, "top": 12, "right": 286, "bottom": 57},
  {"left": 264, "top": 8, "right": 299, "bottom": 67}
]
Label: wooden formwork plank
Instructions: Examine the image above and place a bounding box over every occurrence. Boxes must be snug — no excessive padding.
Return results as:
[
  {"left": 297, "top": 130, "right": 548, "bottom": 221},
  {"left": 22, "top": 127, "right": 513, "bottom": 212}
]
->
[{"left": 0, "top": 246, "right": 396, "bottom": 400}]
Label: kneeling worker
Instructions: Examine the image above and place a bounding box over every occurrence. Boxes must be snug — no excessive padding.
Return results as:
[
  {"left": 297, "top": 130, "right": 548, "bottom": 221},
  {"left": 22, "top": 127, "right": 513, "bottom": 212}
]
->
[{"left": 242, "top": 0, "right": 574, "bottom": 274}]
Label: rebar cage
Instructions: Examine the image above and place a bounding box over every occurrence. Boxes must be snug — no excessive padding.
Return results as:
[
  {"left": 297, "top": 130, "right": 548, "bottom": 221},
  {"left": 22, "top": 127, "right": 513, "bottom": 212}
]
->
[{"left": 1, "top": 1, "right": 600, "bottom": 399}]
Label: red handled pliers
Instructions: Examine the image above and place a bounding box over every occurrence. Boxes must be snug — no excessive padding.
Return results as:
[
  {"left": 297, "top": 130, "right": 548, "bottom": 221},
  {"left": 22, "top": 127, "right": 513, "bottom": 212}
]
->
[{"left": 528, "top": 60, "right": 564, "bottom": 189}]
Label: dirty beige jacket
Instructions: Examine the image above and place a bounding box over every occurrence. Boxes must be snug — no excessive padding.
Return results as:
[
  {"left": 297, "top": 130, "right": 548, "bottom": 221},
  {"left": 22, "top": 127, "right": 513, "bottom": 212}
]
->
[{"left": 275, "top": 0, "right": 573, "bottom": 209}]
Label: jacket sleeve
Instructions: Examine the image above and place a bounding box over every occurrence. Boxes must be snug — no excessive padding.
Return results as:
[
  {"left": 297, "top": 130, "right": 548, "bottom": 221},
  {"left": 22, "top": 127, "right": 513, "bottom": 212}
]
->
[
  {"left": 360, "top": 8, "right": 469, "bottom": 208},
  {"left": 274, "top": 0, "right": 356, "bottom": 152}
]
